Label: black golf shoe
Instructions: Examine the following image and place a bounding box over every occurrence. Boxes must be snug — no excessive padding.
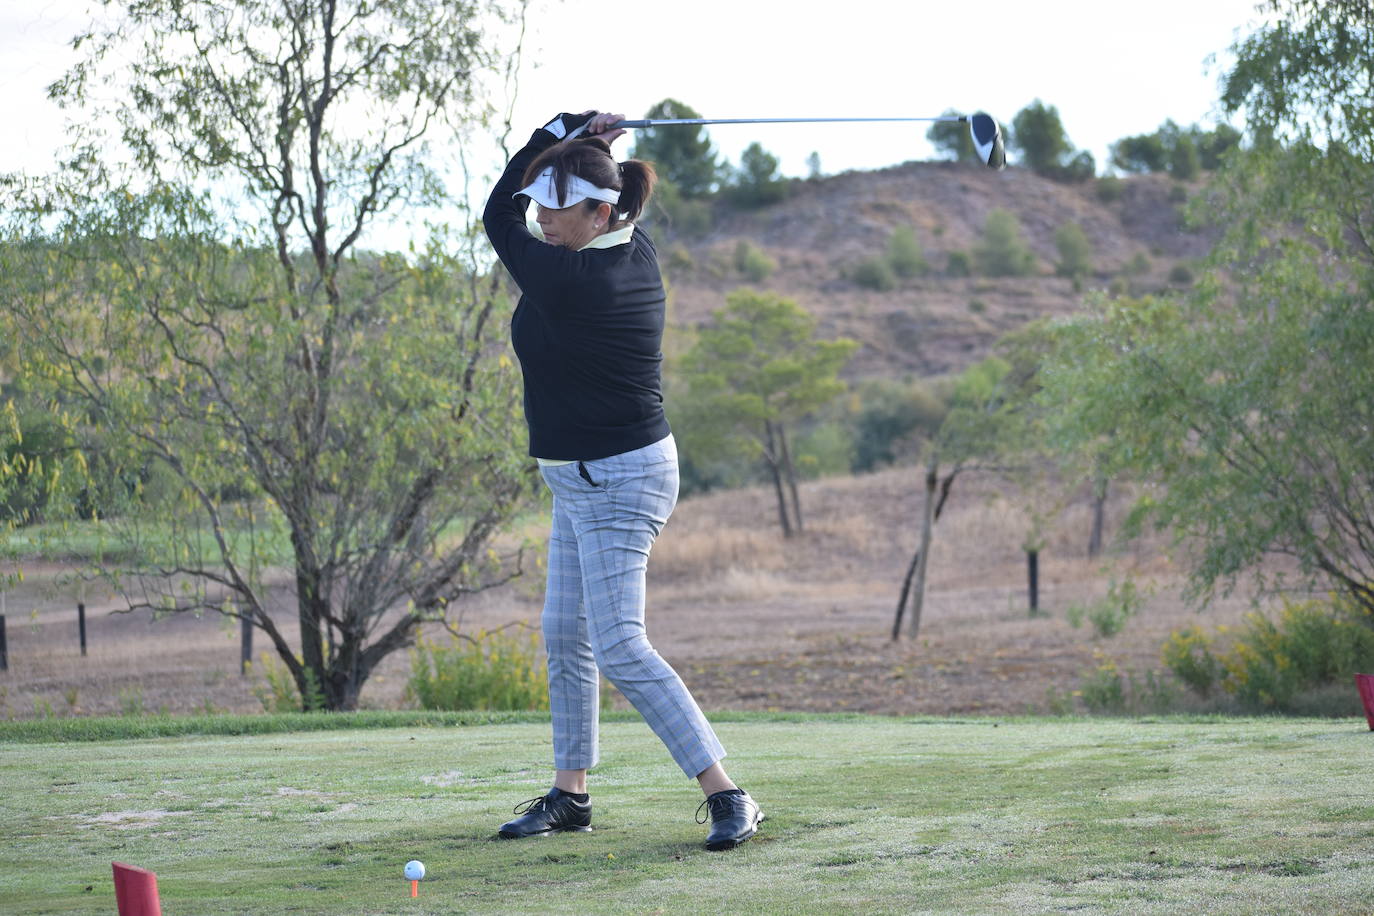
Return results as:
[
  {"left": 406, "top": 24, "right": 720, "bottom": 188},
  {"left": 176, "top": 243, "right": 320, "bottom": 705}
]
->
[
  {"left": 697, "top": 788, "right": 764, "bottom": 850},
  {"left": 497, "top": 788, "right": 592, "bottom": 838}
]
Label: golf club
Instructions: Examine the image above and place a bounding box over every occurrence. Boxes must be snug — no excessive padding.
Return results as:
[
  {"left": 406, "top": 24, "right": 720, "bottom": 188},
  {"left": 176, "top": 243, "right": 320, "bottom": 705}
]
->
[{"left": 608, "top": 112, "right": 1006, "bottom": 170}]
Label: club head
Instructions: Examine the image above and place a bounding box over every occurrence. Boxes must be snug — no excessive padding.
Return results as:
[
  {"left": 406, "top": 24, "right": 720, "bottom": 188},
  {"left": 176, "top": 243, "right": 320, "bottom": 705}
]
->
[{"left": 968, "top": 113, "right": 1005, "bottom": 170}]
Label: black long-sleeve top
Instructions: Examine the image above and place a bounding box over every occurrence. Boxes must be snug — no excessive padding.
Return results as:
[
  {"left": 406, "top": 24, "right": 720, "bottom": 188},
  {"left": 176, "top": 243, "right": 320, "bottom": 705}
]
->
[{"left": 483, "top": 129, "right": 671, "bottom": 461}]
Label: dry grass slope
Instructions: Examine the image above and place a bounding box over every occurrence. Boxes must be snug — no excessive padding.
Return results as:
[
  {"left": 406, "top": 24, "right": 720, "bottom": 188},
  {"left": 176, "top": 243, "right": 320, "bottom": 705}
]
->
[{"left": 0, "top": 466, "right": 1269, "bottom": 720}]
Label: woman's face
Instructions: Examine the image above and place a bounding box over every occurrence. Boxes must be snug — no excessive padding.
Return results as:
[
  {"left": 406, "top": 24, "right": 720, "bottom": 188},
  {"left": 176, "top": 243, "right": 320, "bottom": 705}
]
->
[{"left": 536, "top": 201, "right": 609, "bottom": 249}]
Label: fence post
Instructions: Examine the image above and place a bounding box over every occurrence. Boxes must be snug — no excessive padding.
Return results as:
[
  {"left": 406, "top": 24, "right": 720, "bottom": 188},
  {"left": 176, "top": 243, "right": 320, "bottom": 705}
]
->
[
  {"left": 240, "top": 614, "right": 252, "bottom": 676},
  {"left": 1027, "top": 550, "right": 1040, "bottom": 616},
  {"left": 78, "top": 603, "right": 88, "bottom": 657},
  {"left": 1, "top": 613, "right": 7, "bottom": 672}
]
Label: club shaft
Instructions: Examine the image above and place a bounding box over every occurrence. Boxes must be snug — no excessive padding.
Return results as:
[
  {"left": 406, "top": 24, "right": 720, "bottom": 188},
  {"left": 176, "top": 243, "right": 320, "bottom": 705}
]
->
[{"left": 611, "top": 116, "right": 966, "bottom": 129}]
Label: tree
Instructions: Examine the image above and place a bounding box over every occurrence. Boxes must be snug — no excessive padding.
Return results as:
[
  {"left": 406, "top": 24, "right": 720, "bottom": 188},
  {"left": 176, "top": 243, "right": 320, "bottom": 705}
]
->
[
  {"left": 631, "top": 98, "right": 721, "bottom": 197},
  {"left": 0, "top": 0, "right": 534, "bottom": 710},
  {"left": 1038, "top": 0, "right": 1374, "bottom": 620},
  {"left": 678, "top": 290, "right": 857, "bottom": 538},
  {"left": 1053, "top": 222, "right": 1093, "bottom": 280},
  {"left": 886, "top": 226, "right": 928, "bottom": 278},
  {"left": 726, "top": 142, "right": 789, "bottom": 207},
  {"left": 1011, "top": 100, "right": 1072, "bottom": 176},
  {"left": 974, "top": 209, "right": 1037, "bottom": 277},
  {"left": 1111, "top": 131, "right": 1170, "bottom": 173},
  {"left": 892, "top": 357, "right": 1028, "bottom": 639},
  {"left": 1112, "top": 121, "right": 1243, "bottom": 174}
]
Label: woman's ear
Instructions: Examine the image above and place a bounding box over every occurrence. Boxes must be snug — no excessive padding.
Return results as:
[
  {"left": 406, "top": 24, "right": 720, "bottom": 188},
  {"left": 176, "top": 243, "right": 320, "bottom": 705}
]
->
[{"left": 596, "top": 202, "right": 613, "bottom": 228}]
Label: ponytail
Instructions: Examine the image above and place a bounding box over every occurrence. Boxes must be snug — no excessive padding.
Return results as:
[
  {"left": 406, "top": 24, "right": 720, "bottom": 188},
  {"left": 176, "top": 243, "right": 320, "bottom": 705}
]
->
[{"left": 615, "top": 160, "right": 657, "bottom": 223}]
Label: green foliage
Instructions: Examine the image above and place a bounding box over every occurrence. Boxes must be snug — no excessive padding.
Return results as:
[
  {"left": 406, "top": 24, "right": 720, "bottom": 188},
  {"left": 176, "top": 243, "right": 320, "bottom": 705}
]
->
[
  {"left": 407, "top": 628, "right": 560, "bottom": 712},
  {"left": 1111, "top": 121, "right": 1242, "bottom": 174},
  {"left": 851, "top": 257, "right": 897, "bottom": 291},
  {"left": 1042, "top": 121, "right": 1374, "bottom": 616},
  {"left": 1161, "top": 626, "right": 1225, "bottom": 697},
  {"left": 1111, "top": 132, "right": 1169, "bottom": 173},
  {"left": 1059, "top": 150, "right": 1097, "bottom": 183},
  {"left": 249, "top": 653, "right": 326, "bottom": 713},
  {"left": 1095, "top": 175, "right": 1124, "bottom": 202},
  {"left": 1011, "top": 101, "right": 1092, "bottom": 179},
  {"left": 726, "top": 142, "right": 789, "bottom": 207},
  {"left": 1077, "top": 653, "right": 1127, "bottom": 712},
  {"left": 1165, "top": 598, "right": 1374, "bottom": 710},
  {"left": 1053, "top": 222, "right": 1093, "bottom": 279},
  {"left": 886, "top": 226, "right": 928, "bottom": 278},
  {"left": 850, "top": 378, "right": 948, "bottom": 472},
  {"left": 631, "top": 99, "right": 721, "bottom": 197},
  {"left": 1064, "top": 577, "right": 1145, "bottom": 638},
  {"left": 1167, "top": 263, "right": 1195, "bottom": 286},
  {"left": 676, "top": 290, "right": 858, "bottom": 512},
  {"left": 945, "top": 250, "right": 973, "bottom": 277},
  {"left": 1196, "top": 123, "right": 1243, "bottom": 170},
  {"left": 733, "top": 240, "right": 776, "bottom": 282},
  {"left": 1170, "top": 134, "right": 1201, "bottom": 180},
  {"left": 1012, "top": 100, "right": 1072, "bottom": 175},
  {"left": 974, "top": 209, "right": 1036, "bottom": 277},
  {"left": 0, "top": 0, "right": 533, "bottom": 710},
  {"left": 0, "top": 404, "right": 79, "bottom": 525},
  {"left": 647, "top": 179, "right": 714, "bottom": 237},
  {"left": 1222, "top": 1, "right": 1374, "bottom": 162},
  {"left": 1077, "top": 653, "right": 1179, "bottom": 714}
]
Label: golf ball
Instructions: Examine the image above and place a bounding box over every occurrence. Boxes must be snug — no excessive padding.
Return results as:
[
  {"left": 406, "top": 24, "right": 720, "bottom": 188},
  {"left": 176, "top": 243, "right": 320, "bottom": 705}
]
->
[{"left": 404, "top": 860, "right": 425, "bottom": 881}]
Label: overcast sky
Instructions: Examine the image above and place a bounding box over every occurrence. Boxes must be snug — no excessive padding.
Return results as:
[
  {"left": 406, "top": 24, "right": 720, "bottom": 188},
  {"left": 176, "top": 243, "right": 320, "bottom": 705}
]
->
[{"left": 2, "top": 0, "right": 1271, "bottom": 244}]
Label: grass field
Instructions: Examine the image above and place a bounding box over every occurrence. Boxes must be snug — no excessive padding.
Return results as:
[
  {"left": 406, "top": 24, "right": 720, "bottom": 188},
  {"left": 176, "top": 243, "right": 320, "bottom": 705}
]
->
[{"left": 2, "top": 712, "right": 1372, "bottom": 915}]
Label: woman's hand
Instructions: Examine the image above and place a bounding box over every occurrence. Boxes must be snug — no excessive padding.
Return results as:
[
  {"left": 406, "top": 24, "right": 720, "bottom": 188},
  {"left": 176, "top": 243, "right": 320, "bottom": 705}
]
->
[{"left": 586, "top": 112, "right": 627, "bottom": 146}]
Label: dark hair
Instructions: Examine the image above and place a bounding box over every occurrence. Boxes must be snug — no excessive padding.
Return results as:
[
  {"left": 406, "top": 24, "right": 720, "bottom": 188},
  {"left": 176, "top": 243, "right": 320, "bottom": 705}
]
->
[{"left": 522, "top": 137, "right": 657, "bottom": 225}]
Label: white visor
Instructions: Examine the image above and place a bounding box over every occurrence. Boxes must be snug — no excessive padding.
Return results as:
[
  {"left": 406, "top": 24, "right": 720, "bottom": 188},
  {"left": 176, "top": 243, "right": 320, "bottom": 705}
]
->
[{"left": 515, "top": 166, "right": 621, "bottom": 210}]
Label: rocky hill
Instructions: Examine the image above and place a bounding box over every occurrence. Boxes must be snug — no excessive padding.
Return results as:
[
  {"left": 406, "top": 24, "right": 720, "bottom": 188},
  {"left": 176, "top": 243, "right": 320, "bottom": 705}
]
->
[{"left": 655, "top": 163, "right": 1220, "bottom": 379}]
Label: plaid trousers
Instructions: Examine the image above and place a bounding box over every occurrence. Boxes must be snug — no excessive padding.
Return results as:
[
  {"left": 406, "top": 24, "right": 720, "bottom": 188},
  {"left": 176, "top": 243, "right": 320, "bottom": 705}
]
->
[{"left": 539, "top": 434, "right": 726, "bottom": 778}]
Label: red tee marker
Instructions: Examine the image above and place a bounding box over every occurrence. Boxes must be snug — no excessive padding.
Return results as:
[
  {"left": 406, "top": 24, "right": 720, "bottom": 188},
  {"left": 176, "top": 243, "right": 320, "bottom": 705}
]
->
[
  {"left": 112, "top": 862, "right": 162, "bottom": 916},
  {"left": 1356, "top": 673, "right": 1374, "bottom": 731}
]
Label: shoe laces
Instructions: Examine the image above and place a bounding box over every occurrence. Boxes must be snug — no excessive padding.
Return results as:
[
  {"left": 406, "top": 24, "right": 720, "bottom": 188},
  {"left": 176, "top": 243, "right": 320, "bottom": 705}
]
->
[
  {"left": 695, "top": 792, "right": 744, "bottom": 825},
  {"left": 513, "top": 795, "right": 549, "bottom": 815}
]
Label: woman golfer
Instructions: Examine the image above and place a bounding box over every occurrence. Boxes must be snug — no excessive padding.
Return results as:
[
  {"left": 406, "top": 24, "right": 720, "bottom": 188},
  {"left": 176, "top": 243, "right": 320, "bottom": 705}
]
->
[{"left": 483, "top": 110, "right": 762, "bottom": 850}]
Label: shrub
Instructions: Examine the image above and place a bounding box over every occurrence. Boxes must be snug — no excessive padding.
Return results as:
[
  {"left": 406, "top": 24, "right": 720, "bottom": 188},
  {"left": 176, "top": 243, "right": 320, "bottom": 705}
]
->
[
  {"left": 1096, "top": 175, "right": 1124, "bottom": 202},
  {"left": 851, "top": 257, "right": 897, "bottom": 291},
  {"left": 945, "top": 250, "right": 973, "bottom": 277},
  {"left": 1168, "top": 263, "right": 1195, "bottom": 286},
  {"left": 1220, "top": 599, "right": 1374, "bottom": 709},
  {"left": 886, "top": 226, "right": 928, "bottom": 278},
  {"left": 1161, "top": 625, "right": 1223, "bottom": 696},
  {"left": 1065, "top": 577, "right": 1144, "bottom": 638},
  {"left": 733, "top": 240, "right": 775, "bottom": 283},
  {"left": 1169, "top": 135, "right": 1201, "bottom": 180},
  {"left": 647, "top": 180, "right": 713, "bottom": 237},
  {"left": 1058, "top": 150, "right": 1096, "bottom": 183},
  {"left": 1124, "top": 252, "right": 1151, "bottom": 276},
  {"left": 1078, "top": 654, "right": 1126, "bottom": 712},
  {"left": 249, "top": 653, "right": 326, "bottom": 712},
  {"left": 1054, "top": 222, "right": 1093, "bottom": 279},
  {"left": 974, "top": 209, "right": 1036, "bottom": 277},
  {"left": 850, "top": 378, "right": 947, "bottom": 472},
  {"left": 1163, "top": 597, "right": 1374, "bottom": 710},
  {"left": 407, "top": 628, "right": 555, "bottom": 711}
]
